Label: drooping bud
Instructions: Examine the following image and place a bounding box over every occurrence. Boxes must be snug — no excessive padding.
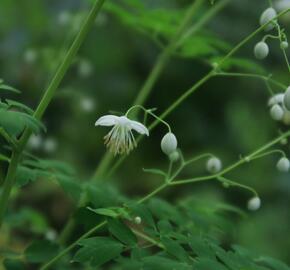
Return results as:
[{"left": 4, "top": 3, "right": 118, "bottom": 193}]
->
[
  {"left": 270, "top": 104, "right": 284, "bottom": 120},
  {"left": 247, "top": 197, "right": 261, "bottom": 211},
  {"left": 259, "top": 7, "right": 277, "bottom": 31},
  {"left": 206, "top": 157, "right": 222, "bottom": 174},
  {"left": 161, "top": 132, "right": 177, "bottom": 155},
  {"left": 276, "top": 157, "right": 290, "bottom": 172},
  {"left": 254, "top": 42, "right": 269, "bottom": 59}
]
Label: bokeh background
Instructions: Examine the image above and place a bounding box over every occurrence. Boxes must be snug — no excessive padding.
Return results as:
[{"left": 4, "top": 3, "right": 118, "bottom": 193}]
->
[{"left": 0, "top": 0, "right": 290, "bottom": 265}]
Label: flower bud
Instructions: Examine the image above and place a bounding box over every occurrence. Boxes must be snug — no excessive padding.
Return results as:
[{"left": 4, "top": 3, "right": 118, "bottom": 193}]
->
[
  {"left": 254, "top": 42, "right": 269, "bottom": 59},
  {"left": 161, "top": 132, "right": 177, "bottom": 155},
  {"left": 259, "top": 7, "right": 277, "bottom": 31},
  {"left": 134, "top": 216, "right": 142, "bottom": 224},
  {"left": 283, "top": 86, "right": 290, "bottom": 111},
  {"left": 206, "top": 157, "right": 222, "bottom": 174},
  {"left": 169, "top": 150, "right": 179, "bottom": 162},
  {"left": 247, "top": 197, "right": 261, "bottom": 211},
  {"left": 270, "top": 104, "right": 284, "bottom": 120},
  {"left": 281, "top": 41, "right": 289, "bottom": 49},
  {"left": 276, "top": 157, "right": 290, "bottom": 172}
]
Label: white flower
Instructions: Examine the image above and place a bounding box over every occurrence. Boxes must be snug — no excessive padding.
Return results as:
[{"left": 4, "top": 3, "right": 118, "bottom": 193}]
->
[
  {"left": 95, "top": 115, "right": 149, "bottom": 155},
  {"left": 247, "top": 197, "right": 261, "bottom": 211}
]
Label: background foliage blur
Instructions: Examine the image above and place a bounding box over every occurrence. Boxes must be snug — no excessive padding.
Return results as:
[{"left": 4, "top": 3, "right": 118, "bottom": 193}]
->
[{"left": 0, "top": 0, "right": 290, "bottom": 265}]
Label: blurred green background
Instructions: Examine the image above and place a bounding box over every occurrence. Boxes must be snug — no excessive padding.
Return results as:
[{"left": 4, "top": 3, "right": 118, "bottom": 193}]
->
[{"left": 0, "top": 0, "right": 290, "bottom": 265}]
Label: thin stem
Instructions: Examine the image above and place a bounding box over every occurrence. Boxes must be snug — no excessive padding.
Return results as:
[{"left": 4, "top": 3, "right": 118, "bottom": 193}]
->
[
  {"left": 217, "top": 176, "right": 258, "bottom": 197},
  {"left": 40, "top": 221, "right": 107, "bottom": 270},
  {"left": 0, "top": 0, "right": 107, "bottom": 228},
  {"left": 132, "top": 229, "right": 165, "bottom": 249},
  {"left": 215, "top": 71, "right": 287, "bottom": 90},
  {"left": 176, "top": 0, "right": 230, "bottom": 47},
  {"left": 132, "top": 0, "right": 205, "bottom": 107},
  {"left": 249, "top": 149, "right": 285, "bottom": 161},
  {"left": 126, "top": 105, "right": 171, "bottom": 132}
]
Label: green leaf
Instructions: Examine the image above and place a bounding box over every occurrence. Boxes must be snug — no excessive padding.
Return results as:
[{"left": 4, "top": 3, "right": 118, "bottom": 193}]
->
[
  {"left": 193, "top": 257, "right": 229, "bottom": 270},
  {"left": 6, "top": 99, "right": 34, "bottom": 114},
  {"left": 3, "top": 259, "right": 25, "bottom": 270},
  {"left": 107, "top": 217, "right": 137, "bottom": 246},
  {"left": 143, "top": 168, "right": 167, "bottom": 178},
  {"left": 25, "top": 240, "right": 60, "bottom": 263},
  {"left": 255, "top": 256, "right": 290, "bottom": 270},
  {"left": 142, "top": 255, "right": 191, "bottom": 270},
  {"left": 74, "top": 237, "right": 123, "bottom": 266},
  {"left": 15, "top": 166, "right": 37, "bottom": 187},
  {"left": 127, "top": 203, "right": 156, "bottom": 229},
  {"left": 0, "top": 83, "right": 21, "bottom": 93},
  {"left": 87, "top": 207, "right": 119, "bottom": 218},
  {"left": 188, "top": 235, "right": 216, "bottom": 259},
  {"left": 160, "top": 236, "right": 189, "bottom": 262}
]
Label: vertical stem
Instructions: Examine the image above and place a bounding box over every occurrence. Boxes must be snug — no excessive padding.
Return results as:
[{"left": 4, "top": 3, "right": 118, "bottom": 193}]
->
[
  {"left": 92, "top": 0, "right": 206, "bottom": 182},
  {"left": 0, "top": 0, "right": 107, "bottom": 228}
]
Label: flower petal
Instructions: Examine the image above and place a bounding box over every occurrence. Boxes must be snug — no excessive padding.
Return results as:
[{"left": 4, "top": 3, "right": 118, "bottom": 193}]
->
[
  {"left": 95, "top": 115, "right": 120, "bottom": 126},
  {"left": 130, "top": 120, "right": 149, "bottom": 136}
]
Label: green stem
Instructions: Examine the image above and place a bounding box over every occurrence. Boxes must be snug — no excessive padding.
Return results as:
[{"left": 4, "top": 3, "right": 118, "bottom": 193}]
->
[
  {"left": 215, "top": 72, "right": 287, "bottom": 89},
  {"left": 132, "top": 0, "right": 205, "bottom": 107},
  {"left": 0, "top": 0, "right": 107, "bottom": 228},
  {"left": 40, "top": 221, "right": 107, "bottom": 270}
]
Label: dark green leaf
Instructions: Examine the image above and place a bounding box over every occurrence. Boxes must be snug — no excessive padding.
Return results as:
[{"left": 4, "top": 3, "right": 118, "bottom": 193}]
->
[
  {"left": 107, "top": 217, "right": 137, "bottom": 246},
  {"left": 74, "top": 237, "right": 123, "bottom": 266},
  {"left": 25, "top": 240, "right": 60, "bottom": 263}
]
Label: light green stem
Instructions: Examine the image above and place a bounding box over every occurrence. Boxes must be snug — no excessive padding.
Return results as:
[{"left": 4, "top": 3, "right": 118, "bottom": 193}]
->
[{"left": 0, "top": 0, "right": 107, "bottom": 228}]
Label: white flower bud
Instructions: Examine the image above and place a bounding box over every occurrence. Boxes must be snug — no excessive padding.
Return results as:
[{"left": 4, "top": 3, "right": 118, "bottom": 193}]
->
[
  {"left": 283, "top": 86, "right": 290, "bottom": 111},
  {"left": 254, "top": 42, "right": 269, "bottom": 59},
  {"left": 281, "top": 41, "right": 289, "bottom": 49},
  {"left": 268, "top": 93, "right": 284, "bottom": 107},
  {"left": 247, "top": 197, "right": 261, "bottom": 211},
  {"left": 161, "top": 132, "right": 177, "bottom": 155},
  {"left": 169, "top": 150, "right": 179, "bottom": 162},
  {"left": 270, "top": 104, "right": 284, "bottom": 120},
  {"left": 259, "top": 7, "right": 277, "bottom": 31},
  {"left": 134, "top": 216, "right": 142, "bottom": 224},
  {"left": 276, "top": 157, "right": 290, "bottom": 172},
  {"left": 206, "top": 157, "right": 222, "bottom": 174}
]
